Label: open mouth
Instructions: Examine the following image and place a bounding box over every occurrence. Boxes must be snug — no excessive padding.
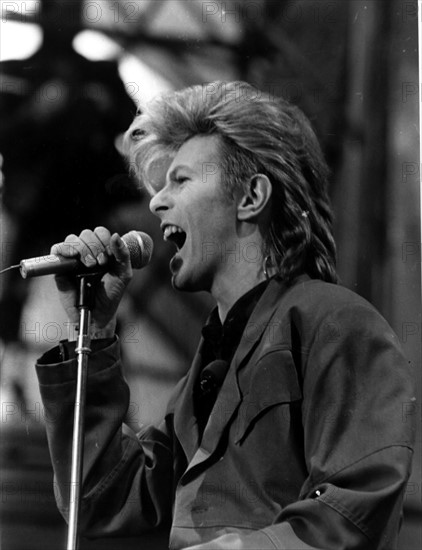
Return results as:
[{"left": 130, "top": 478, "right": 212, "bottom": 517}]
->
[{"left": 163, "top": 224, "right": 187, "bottom": 251}]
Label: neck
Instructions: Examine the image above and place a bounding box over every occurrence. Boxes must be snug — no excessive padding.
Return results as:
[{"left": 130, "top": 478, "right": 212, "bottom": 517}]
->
[
  {"left": 210, "top": 225, "right": 269, "bottom": 322},
  {"left": 212, "top": 264, "right": 267, "bottom": 323}
]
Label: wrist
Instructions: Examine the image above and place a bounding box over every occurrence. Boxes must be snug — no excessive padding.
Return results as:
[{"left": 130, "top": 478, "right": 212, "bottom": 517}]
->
[
  {"left": 90, "top": 319, "right": 116, "bottom": 340},
  {"left": 66, "top": 322, "right": 79, "bottom": 342},
  {"left": 67, "top": 318, "right": 116, "bottom": 342}
]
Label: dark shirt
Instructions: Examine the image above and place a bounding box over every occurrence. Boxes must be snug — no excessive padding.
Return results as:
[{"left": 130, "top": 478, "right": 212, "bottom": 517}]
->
[{"left": 194, "top": 279, "right": 270, "bottom": 436}]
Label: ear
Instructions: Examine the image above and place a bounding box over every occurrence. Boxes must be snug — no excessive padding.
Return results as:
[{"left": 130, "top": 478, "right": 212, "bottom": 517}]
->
[{"left": 237, "top": 174, "right": 272, "bottom": 221}]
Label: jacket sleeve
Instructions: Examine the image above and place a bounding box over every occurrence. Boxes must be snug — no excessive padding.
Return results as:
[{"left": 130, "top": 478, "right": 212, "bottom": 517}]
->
[
  {"left": 36, "top": 337, "right": 174, "bottom": 537},
  {"left": 286, "top": 301, "right": 416, "bottom": 550},
  {"left": 185, "top": 299, "right": 416, "bottom": 550}
]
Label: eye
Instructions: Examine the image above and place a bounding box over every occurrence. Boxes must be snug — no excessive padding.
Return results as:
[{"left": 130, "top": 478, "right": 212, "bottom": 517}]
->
[{"left": 175, "top": 176, "right": 189, "bottom": 185}]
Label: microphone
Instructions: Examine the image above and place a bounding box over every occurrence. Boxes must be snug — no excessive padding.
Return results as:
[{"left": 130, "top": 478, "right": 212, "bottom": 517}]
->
[{"left": 19, "top": 231, "right": 153, "bottom": 279}]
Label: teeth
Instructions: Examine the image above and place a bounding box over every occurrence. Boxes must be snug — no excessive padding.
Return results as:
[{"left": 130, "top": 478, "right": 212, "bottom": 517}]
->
[{"left": 163, "top": 225, "right": 184, "bottom": 241}]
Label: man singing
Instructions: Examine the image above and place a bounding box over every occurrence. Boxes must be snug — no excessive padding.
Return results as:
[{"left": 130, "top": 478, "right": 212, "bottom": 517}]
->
[{"left": 36, "top": 81, "right": 415, "bottom": 549}]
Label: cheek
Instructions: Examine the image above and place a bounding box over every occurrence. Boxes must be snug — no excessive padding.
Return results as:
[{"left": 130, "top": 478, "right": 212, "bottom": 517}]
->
[
  {"left": 186, "top": 193, "right": 236, "bottom": 245},
  {"left": 149, "top": 156, "right": 174, "bottom": 187}
]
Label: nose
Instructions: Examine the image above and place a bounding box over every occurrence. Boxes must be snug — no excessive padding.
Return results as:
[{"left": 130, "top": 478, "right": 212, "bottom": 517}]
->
[{"left": 149, "top": 186, "right": 171, "bottom": 216}]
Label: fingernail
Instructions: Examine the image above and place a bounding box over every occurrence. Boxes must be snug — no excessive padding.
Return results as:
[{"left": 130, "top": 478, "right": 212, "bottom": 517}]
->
[
  {"left": 85, "top": 254, "right": 96, "bottom": 266},
  {"left": 97, "top": 252, "right": 106, "bottom": 265}
]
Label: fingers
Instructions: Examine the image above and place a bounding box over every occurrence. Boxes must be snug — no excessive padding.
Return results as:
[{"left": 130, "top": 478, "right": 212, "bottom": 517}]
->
[
  {"left": 50, "top": 227, "right": 132, "bottom": 329},
  {"left": 51, "top": 227, "right": 133, "bottom": 281},
  {"left": 51, "top": 227, "right": 112, "bottom": 268},
  {"left": 78, "top": 227, "right": 112, "bottom": 267},
  {"left": 110, "top": 233, "right": 132, "bottom": 279}
]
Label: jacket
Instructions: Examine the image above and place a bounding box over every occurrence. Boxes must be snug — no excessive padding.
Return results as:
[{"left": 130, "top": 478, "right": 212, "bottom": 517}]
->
[{"left": 36, "top": 276, "right": 416, "bottom": 549}]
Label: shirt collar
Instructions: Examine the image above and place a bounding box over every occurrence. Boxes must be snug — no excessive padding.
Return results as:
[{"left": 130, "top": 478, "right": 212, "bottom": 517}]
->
[{"left": 202, "top": 278, "right": 271, "bottom": 360}]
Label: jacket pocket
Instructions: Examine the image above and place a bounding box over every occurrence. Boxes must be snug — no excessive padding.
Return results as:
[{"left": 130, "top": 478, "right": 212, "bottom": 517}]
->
[{"left": 234, "top": 347, "right": 302, "bottom": 444}]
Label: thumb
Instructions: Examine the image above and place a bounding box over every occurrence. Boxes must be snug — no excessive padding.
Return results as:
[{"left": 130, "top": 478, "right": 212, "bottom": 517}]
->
[{"left": 110, "top": 233, "right": 133, "bottom": 278}]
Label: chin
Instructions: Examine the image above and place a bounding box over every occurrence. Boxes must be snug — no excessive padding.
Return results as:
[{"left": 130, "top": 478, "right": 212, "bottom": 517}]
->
[
  {"left": 172, "top": 277, "right": 198, "bottom": 293},
  {"left": 171, "top": 270, "right": 189, "bottom": 291},
  {"left": 171, "top": 269, "right": 208, "bottom": 293}
]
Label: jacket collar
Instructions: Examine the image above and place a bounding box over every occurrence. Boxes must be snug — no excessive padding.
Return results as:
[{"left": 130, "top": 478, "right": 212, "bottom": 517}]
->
[{"left": 173, "top": 275, "right": 308, "bottom": 468}]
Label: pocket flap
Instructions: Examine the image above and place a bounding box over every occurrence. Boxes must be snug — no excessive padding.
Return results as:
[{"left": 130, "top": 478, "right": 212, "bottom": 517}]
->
[{"left": 235, "top": 348, "right": 302, "bottom": 443}]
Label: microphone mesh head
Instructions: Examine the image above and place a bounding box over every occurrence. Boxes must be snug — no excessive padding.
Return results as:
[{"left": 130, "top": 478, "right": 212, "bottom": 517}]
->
[{"left": 123, "top": 231, "right": 153, "bottom": 269}]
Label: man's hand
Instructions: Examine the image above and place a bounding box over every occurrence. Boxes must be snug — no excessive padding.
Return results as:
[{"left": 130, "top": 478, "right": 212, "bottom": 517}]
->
[{"left": 51, "top": 226, "right": 133, "bottom": 336}]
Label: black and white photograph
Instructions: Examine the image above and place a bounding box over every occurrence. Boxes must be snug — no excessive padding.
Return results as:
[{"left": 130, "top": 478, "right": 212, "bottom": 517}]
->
[{"left": 0, "top": 1, "right": 420, "bottom": 549}]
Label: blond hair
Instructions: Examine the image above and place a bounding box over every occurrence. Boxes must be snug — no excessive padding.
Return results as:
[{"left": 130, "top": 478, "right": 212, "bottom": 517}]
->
[{"left": 123, "top": 81, "right": 337, "bottom": 284}]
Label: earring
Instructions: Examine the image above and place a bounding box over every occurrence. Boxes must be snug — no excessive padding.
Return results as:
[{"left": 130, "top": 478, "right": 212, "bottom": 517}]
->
[{"left": 264, "top": 255, "right": 272, "bottom": 280}]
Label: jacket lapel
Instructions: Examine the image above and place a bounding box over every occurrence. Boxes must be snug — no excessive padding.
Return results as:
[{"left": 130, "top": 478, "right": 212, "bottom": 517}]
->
[
  {"left": 172, "top": 340, "right": 204, "bottom": 463},
  {"left": 188, "top": 356, "right": 241, "bottom": 467},
  {"left": 183, "top": 277, "right": 292, "bottom": 473},
  {"left": 231, "top": 276, "right": 289, "bottom": 375}
]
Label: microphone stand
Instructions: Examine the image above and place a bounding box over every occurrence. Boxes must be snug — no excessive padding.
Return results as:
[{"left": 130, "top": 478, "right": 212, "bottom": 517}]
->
[{"left": 66, "top": 274, "right": 97, "bottom": 550}]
